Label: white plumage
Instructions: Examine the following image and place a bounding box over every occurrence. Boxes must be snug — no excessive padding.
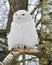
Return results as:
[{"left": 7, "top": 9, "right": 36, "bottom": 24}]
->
[{"left": 7, "top": 10, "right": 39, "bottom": 50}]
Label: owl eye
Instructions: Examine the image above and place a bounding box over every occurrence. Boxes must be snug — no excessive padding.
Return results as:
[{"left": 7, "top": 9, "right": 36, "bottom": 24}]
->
[
  {"left": 15, "top": 14, "right": 17, "bottom": 16},
  {"left": 22, "top": 14, "right": 25, "bottom": 16}
]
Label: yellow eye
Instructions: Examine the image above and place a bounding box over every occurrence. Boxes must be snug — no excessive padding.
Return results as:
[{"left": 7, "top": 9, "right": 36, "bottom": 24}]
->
[
  {"left": 15, "top": 14, "right": 17, "bottom": 16},
  {"left": 22, "top": 14, "right": 25, "bottom": 16}
]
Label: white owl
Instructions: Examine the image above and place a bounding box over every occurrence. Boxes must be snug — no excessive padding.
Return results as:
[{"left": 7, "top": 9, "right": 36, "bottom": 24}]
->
[{"left": 7, "top": 10, "right": 39, "bottom": 50}]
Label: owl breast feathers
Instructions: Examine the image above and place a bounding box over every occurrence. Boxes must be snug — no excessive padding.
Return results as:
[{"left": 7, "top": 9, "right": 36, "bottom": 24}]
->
[{"left": 7, "top": 10, "right": 39, "bottom": 50}]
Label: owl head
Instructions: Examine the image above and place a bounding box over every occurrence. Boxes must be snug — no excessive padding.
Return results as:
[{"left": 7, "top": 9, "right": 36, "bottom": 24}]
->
[{"left": 13, "top": 10, "right": 33, "bottom": 23}]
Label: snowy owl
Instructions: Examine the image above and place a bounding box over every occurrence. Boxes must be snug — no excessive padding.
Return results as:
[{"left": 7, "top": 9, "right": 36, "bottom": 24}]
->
[{"left": 7, "top": 10, "right": 39, "bottom": 50}]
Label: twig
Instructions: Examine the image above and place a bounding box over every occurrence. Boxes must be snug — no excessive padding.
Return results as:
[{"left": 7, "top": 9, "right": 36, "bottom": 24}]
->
[{"left": 30, "top": 2, "right": 42, "bottom": 15}]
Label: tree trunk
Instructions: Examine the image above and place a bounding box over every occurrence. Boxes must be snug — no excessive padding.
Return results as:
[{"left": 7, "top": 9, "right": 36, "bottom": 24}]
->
[{"left": 39, "top": 0, "right": 52, "bottom": 65}]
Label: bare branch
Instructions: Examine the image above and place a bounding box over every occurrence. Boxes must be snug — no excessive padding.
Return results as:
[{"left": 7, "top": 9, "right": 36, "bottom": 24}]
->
[
  {"left": 0, "top": 48, "right": 39, "bottom": 65},
  {"left": 30, "top": 2, "right": 42, "bottom": 15}
]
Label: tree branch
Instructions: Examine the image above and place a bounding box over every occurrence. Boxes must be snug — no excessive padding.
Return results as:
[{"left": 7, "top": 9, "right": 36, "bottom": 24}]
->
[
  {"left": 30, "top": 2, "right": 42, "bottom": 15},
  {"left": 0, "top": 48, "right": 39, "bottom": 65}
]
